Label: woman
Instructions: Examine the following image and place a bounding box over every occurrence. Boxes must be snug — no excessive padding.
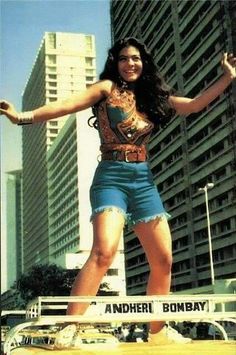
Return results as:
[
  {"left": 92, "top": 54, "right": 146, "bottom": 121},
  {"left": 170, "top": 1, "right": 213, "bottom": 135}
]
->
[{"left": 1, "top": 38, "right": 235, "bottom": 345}]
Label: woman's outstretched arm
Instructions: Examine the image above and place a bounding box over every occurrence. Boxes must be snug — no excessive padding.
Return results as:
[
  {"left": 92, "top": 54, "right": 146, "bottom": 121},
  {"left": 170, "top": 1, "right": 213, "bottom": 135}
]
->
[
  {"left": 0, "top": 80, "right": 113, "bottom": 124},
  {"left": 169, "top": 52, "right": 236, "bottom": 116}
]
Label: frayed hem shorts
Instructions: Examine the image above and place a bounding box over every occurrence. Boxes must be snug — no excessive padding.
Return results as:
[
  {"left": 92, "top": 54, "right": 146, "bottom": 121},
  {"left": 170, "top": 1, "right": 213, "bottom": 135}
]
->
[{"left": 90, "top": 161, "right": 170, "bottom": 225}]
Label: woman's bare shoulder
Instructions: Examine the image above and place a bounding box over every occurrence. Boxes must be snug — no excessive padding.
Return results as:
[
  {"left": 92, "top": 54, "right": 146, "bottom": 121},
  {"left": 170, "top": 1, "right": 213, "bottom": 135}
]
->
[{"left": 96, "top": 79, "right": 116, "bottom": 97}]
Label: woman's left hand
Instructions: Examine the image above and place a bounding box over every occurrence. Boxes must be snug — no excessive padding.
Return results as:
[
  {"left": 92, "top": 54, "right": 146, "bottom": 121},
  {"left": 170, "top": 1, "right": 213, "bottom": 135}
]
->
[{"left": 221, "top": 52, "right": 236, "bottom": 80}]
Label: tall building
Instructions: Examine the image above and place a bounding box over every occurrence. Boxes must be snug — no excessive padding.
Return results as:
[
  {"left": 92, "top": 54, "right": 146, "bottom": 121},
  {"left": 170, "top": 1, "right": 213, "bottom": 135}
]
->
[
  {"left": 21, "top": 32, "right": 96, "bottom": 271},
  {"left": 47, "top": 109, "right": 97, "bottom": 266},
  {"left": 47, "top": 110, "right": 126, "bottom": 295},
  {"left": 111, "top": 0, "right": 236, "bottom": 294},
  {"left": 6, "top": 170, "right": 23, "bottom": 288}
]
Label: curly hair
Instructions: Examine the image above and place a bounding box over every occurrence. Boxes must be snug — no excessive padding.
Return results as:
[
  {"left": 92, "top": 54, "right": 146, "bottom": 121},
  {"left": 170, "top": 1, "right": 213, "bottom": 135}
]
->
[{"left": 98, "top": 37, "right": 176, "bottom": 128}]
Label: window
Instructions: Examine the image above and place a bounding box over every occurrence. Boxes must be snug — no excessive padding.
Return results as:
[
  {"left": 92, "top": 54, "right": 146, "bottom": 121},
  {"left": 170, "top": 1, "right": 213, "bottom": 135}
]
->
[
  {"left": 86, "top": 69, "right": 94, "bottom": 75},
  {"left": 49, "top": 90, "right": 57, "bottom": 95},
  {"left": 86, "top": 76, "right": 94, "bottom": 82},
  {"left": 85, "top": 57, "right": 93, "bottom": 66},
  {"left": 106, "top": 269, "right": 118, "bottom": 276},
  {"left": 48, "top": 74, "right": 57, "bottom": 80},
  {"left": 49, "top": 129, "right": 58, "bottom": 134},
  {"left": 48, "top": 33, "right": 56, "bottom": 49},
  {"left": 212, "top": 141, "right": 224, "bottom": 156},
  {"left": 48, "top": 67, "right": 56, "bottom": 73},
  {"left": 85, "top": 35, "right": 92, "bottom": 50},
  {"left": 220, "top": 219, "right": 231, "bottom": 233},
  {"left": 214, "top": 167, "right": 226, "bottom": 180},
  {"left": 194, "top": 229, "right": 207, "bottom": 243},
  {"left": 49, "top": 121, "right": 57, "bottom": 126},
  {"left": 216, "top": 193, "right": 228, "bottom": 207},
  {"left": 49, "top": 82, "right": 57, "bottom": 87},
  {"left": 47, "top": 55, "right": 56, "bottom": 65},
  {"left": 188, "top": 127, "right": 208, "bottom": 148}
]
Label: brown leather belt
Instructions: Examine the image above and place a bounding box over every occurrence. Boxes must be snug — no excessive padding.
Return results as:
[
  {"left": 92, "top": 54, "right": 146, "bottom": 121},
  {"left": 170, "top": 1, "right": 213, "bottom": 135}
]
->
[{"left": 101, "top": 149, "right": 147, "bottom": 162}]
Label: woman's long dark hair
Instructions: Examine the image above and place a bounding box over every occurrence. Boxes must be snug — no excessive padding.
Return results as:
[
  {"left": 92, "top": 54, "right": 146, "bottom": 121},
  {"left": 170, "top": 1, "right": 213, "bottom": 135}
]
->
[{"left": 98, "top": 37, "right": 175, "bottom": 128}]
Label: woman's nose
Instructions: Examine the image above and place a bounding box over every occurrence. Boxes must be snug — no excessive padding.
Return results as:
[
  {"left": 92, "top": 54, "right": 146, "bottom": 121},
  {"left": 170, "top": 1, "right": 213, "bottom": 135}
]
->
[{"left": 127, "top": 58, "right": 134, "bottom": 65}]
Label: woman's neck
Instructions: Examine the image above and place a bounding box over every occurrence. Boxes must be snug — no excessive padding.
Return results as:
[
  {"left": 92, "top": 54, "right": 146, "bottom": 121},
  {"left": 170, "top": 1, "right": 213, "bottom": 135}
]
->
[{"left": 119, "top": 79, "right": 136, "bottom": 92}]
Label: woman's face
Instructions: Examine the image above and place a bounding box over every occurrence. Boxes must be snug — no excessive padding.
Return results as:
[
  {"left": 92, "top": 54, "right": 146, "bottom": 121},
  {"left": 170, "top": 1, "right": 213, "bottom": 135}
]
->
[{"left": 117, "top": 45, "right": 143, "bottom": 82}]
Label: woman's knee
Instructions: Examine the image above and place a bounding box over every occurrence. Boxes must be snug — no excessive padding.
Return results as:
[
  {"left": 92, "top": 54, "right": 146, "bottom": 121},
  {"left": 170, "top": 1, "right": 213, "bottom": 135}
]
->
[
  {"left": 162, "top": 252, "right": 173, "bottom": 273},
  {"left": 151, "top": 252, "right": 172, "bottom": 274},
  {"left": 90, "top": 211, "right": 124, "bottom": 269},
  {"left": 90, "top": 247, "right": 116, "bottom": 269}
]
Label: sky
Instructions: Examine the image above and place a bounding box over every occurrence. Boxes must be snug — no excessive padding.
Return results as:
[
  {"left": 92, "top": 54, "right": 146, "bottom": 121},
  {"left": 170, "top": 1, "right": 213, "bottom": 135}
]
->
[{"left": 0, "top": 0, "right": 111, "bottom": 292}]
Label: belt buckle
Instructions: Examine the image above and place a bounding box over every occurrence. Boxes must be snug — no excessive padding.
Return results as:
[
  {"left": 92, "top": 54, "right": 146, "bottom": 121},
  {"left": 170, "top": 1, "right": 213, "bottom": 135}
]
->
[{"left": 125, "top": 150, "right": 131, "bottom": 162}]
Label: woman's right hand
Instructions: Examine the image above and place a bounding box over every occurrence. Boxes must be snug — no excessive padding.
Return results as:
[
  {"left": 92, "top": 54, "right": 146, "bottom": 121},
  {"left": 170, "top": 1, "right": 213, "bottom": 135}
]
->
[{"left": 0, "top": 100, "right": 19, "bottom": 124}]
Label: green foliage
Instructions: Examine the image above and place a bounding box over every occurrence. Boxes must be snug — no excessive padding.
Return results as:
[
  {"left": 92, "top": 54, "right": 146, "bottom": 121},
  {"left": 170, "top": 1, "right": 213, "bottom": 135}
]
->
[
  {"left": 16, "top": 264, "right": 115, "bottom": 306},
  {"left": 17, "top": 263, "right": 77, "bottom": 305}
]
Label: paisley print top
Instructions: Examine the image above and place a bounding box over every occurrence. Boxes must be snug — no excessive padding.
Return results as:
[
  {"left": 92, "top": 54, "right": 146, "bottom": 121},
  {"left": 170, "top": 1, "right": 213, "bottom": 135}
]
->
[{"left": 96, "top": 86, "right": 154, "bottom": 148}]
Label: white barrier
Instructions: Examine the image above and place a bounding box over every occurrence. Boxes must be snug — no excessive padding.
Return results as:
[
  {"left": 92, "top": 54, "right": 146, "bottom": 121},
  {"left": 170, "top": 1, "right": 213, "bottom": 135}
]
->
[
  {"left": 25, "top": 294, "right": 236, "bottom": 323},
  {"left": 4, "top": 294, "right": 236, "bottom": 355}
]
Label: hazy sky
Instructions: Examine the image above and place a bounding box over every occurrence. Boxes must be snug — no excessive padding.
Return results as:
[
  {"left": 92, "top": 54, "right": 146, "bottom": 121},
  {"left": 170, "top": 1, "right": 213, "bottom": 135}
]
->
[{"left": 1, "top": 0, "right": 111, "bottom": 291}]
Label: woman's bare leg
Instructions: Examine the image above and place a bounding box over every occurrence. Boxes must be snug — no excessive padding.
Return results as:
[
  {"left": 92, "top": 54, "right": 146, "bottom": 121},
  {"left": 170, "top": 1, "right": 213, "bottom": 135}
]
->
[
  {"left": 67, "top": 209, "right": 125, "bottom": 315},
  {"left": 134, "top": 218, "right": 172, "bottom": 334}
]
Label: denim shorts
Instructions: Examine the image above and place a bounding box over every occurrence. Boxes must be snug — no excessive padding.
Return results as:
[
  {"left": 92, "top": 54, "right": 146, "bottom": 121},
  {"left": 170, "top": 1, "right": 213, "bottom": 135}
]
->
[{"left": 90, "top": 160, "right": 170, "bottom": 225}]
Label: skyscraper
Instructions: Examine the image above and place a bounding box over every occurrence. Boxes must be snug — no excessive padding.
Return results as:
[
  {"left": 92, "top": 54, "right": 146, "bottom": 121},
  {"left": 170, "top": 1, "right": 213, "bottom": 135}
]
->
[
  {"left": 21, "top": 32, "right": 96, "bottom": 271},
  {"left": 6, "top": 170, "right": 23, "bottom": 287},
  {"left": 111, "top": 0, "right": 236, "bottom": 294}
]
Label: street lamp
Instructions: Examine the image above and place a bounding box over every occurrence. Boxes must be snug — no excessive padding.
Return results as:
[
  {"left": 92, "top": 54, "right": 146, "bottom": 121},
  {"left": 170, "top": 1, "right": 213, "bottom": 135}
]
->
[{"left": 198, "top": 183, "right": 215, "bottom": 285}]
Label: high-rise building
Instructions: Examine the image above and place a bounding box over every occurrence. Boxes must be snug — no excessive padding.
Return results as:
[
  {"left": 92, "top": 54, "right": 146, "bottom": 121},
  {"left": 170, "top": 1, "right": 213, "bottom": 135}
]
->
[
  {"left": 21, "top": 32, "right": 96, "bottom": 271},
  {"left": 47, "top": 110, "right": 126, "bottom": 295},
  {"left": 111, "top": 0, "right": 236, "bottom": 294},
  {"left": 47, "top": 109, "right": 97, "bottom": 266},
  {"left": 6, "top": 170, "right": 23, "bottom": 288}
]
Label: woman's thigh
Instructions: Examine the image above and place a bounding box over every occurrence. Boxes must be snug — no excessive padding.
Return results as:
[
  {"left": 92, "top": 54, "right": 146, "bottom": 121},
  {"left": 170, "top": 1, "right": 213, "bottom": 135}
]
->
[
  {"left": 91, "top": 209, "right": 125, "bottom": 256},
  {"left": 134, "top": 218, "right": 172, "bottom": 267}
]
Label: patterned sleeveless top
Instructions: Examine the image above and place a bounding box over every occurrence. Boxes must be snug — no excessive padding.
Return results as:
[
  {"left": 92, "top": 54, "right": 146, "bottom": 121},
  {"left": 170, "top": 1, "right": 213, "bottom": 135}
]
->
[{"left": 96, "top": 86, "right": 154, "bottom": 149}]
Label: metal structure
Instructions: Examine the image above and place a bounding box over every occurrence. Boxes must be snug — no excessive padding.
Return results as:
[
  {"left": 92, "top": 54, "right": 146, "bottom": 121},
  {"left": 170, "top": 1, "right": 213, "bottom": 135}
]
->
[{"left": 4, "top": 294, "right": 236, "bottom": 354}]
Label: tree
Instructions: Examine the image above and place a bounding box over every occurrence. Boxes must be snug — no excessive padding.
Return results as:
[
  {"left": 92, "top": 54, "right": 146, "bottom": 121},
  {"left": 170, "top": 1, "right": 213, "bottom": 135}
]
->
[
  {"left": 17, "top": 263, "right": 116, "bottom": 307},
  {"left": 17, "top": 264, "right": 77, "bottom": 306}
]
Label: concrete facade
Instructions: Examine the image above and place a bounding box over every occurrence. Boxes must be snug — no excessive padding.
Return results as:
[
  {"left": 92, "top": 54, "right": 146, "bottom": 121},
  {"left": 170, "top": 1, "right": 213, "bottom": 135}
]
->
[
  {"left": 6, "top": 170, "right": 23, "bottom": 288},
  {"left": 21, "top": 33, "right": 96, "bottom": 271},
  {"left": 110, "top": 0, "right": 236, "bottom": 294}
]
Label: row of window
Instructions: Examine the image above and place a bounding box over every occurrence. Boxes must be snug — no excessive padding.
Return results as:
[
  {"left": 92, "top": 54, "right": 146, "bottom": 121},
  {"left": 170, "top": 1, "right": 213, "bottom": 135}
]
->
[
  {"left": 194, "top": 192, "right": 232, "bottom": 219},
  {"left": 151, "top": 132, "right": 232, "bottom": 186},
  {"left": 165, "top": 190, "right": 186, "bottom": 209},
  {"left": 49, "top": 155, "right": 77, "bottom": 190},
  {"left": 51, "top": 231, "right": 78, "bottom": 250},
  {"left": 50, "top": 207, "right": 78, "bottom": 232},
  {"left": 172, "top": 246, "right": 235, "bottom": 277},
  {"left": 126, "top": 237, "right": 235, "bottom": 274},
  {"left": 170, "top": 203, "right": 234, "bottom": 230},
  {"left": 53, "top": 240, "right": 78, "bottom": 258},
  {"left": 126, "top": 272, "right": 148, "bottom": 288},
  {"left": 49, "top": 144, "right": 77, "bottom": 183},
  {"left": 49, "top": 197, "right": 77, "bottom": 219},
  {"left": 196, "top": 245, "right": 235, "bottom": 268},
  {"left": 180, "top": 1, "right": 213, "bottom": 42},
  {"left": 126, "top": 253, "right": 147, "bottom": 269},
  {"left": 191, "top": 163, "right": 234, "bottom": 195},
  {"left": 187, "top": 115, "right": 224, "bottom": 148},
  {"left": 48, "top": 126, "right": 76, "bottom": 171},
  {"left": 191, "top": 140, "right": 225, "bottom": 170},
  {"left": 50, "top": 178, "right": 78, "bottom": 210}
]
